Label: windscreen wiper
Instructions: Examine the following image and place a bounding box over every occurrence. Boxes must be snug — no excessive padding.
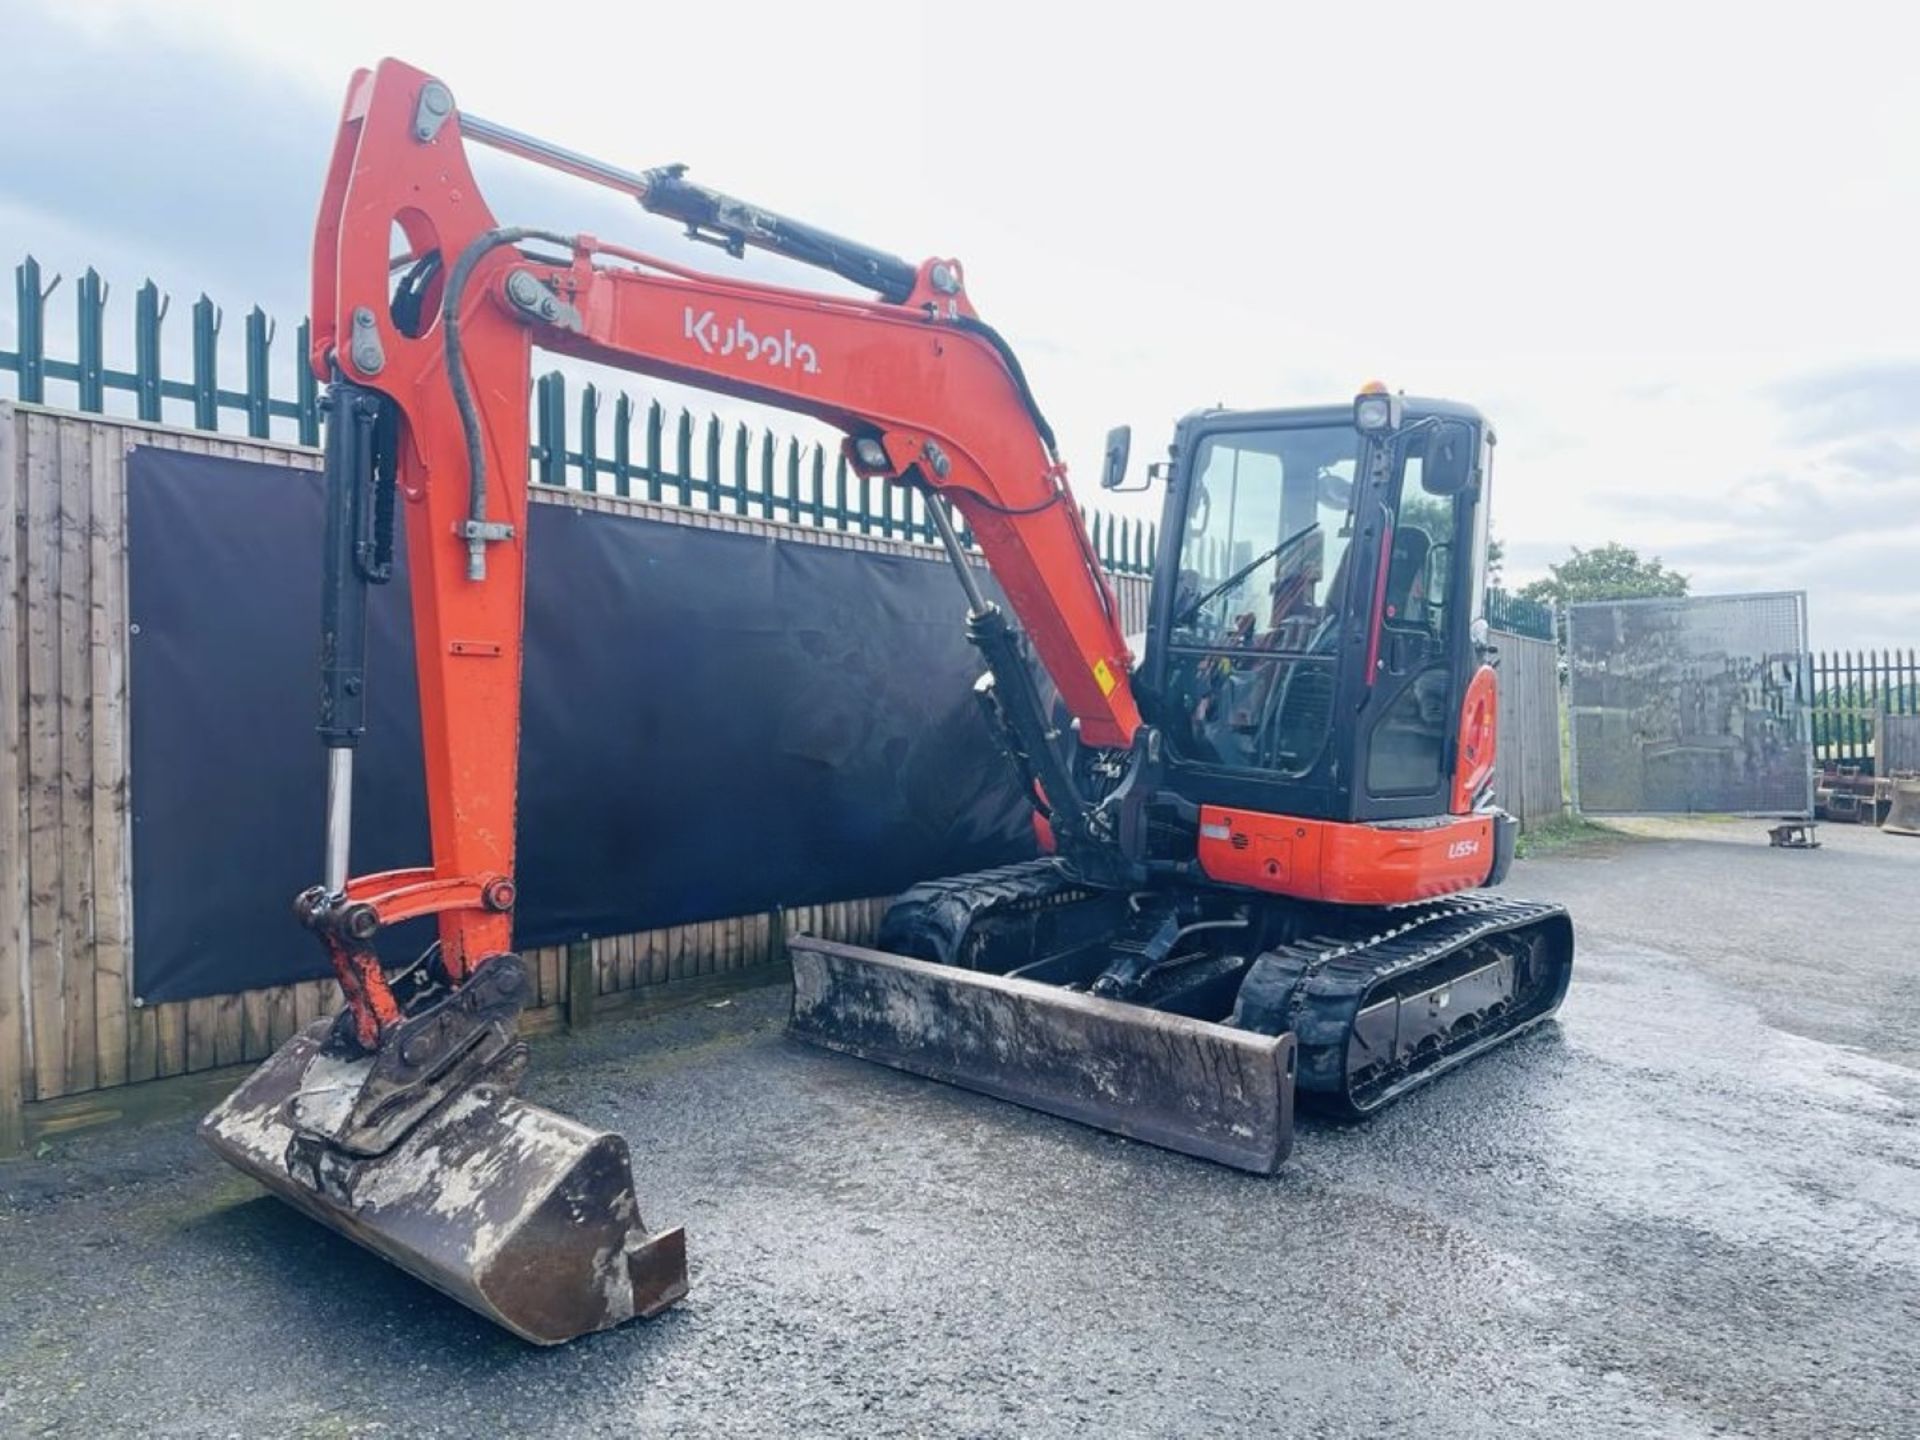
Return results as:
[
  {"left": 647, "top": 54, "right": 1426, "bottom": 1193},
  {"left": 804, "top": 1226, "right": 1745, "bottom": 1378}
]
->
[{"left": 1176, "top": 522, "right": 1320, "bottom": 629}]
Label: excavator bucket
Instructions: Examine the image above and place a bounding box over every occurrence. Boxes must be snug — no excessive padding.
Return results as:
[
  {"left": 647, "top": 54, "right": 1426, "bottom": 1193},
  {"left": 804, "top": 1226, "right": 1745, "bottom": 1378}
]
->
[
  {"left": 787, "top": 936, "right": 1296, "bottom": 1173},
  {"left": 1883, "top": 778, "right": 1920, "bottom": 836},
  {"left": 201, "top": 1022, "right": 687, "bottom": 1345}
]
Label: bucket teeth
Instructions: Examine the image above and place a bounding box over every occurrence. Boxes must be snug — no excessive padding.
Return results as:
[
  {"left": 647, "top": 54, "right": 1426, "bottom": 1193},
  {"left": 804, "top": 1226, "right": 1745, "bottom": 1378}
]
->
[{"left": 202, "top": 1022, "right": 687, "bottom": 1345}]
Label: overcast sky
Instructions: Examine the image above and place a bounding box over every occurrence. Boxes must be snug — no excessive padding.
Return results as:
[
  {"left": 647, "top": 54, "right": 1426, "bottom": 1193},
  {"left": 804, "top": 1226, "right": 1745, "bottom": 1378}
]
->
[{"left": 5, "top": 0, "right": 1916, "bottom": 648}]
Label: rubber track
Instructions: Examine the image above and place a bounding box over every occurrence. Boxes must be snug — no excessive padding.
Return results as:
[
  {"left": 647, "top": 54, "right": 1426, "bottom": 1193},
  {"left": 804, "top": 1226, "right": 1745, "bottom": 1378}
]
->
[
  {"left": 1229, "top": 893, "right": 1573, "bottom": 1114},
  {"left": 876, "top": 859, "right": 1086, "bottom": 968}
]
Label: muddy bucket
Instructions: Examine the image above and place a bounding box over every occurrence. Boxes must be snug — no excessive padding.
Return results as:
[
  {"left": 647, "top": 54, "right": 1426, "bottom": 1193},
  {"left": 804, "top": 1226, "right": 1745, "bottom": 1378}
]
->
[
  {"left": 202, "top": 1023, "right": 687, "bottom": 1345},
  {"left": 788, "top": 936, "right": 1295, "bottom": 1173}
]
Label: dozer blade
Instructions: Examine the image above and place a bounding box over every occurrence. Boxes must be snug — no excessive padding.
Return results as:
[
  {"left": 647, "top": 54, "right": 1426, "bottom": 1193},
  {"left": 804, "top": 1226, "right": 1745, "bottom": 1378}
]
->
[
  {"left": 201, "top": 1024, "right": 687, "bottom": 1345},
  {"left": 788, "top": 936, "right": 1295, "bottom": 1173}
]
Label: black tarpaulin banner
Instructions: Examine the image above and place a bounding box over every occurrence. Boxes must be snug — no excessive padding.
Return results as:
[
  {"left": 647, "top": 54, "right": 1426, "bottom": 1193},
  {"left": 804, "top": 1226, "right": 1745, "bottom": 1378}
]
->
[{"left": 127, "top": 446, "right": 1036, "bottom": 1003}]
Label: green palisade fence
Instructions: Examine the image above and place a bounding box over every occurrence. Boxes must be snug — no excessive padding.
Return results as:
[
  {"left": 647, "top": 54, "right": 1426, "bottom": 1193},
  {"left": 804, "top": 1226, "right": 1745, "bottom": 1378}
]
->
[
  {"left": 1810, "top": 648, "right": 1920, "bottom": 770},
  {"left": 0, "top": 251, "right": 1565, "bottom": 609},
  {"left": 1485, "top": 588, "right": 1555, "bottom": 642},
  {"left": 0, "top": 255, "right": 1158, "bottom": 574},
  {"left": 4, "top": 256, "right": 322, "bottom": 445}
]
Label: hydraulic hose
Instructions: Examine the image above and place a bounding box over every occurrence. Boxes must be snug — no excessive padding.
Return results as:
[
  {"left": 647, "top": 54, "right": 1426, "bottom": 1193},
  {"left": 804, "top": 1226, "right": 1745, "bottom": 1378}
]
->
[{"left": 441, "top": 225, "right": 577, "bottom": 579}]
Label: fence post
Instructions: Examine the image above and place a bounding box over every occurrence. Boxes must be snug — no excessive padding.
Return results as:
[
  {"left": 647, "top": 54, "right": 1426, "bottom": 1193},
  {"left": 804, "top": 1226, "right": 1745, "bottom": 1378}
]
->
[
  {"left": 535, "top": 371, "right": 567, "bottom": 486},
  {"left": 1845, "top": 649, "right": 1858, "bottom": 764},
  {"left": 566, "top": 940, "right": 595, "bottom": 1030},
  {"left": 14, "top": 257, "right": 50, "bottom": 404},
  {"left": 294, "top": 318, "right": 319, "bottom": 445},
  {"left": 577, "top": 383, "right": 599, "bottom": 493},
  {"left": 134, "top": 279, "right": 166, "bottom": 423},
  {"left": 76, "top": 268, "right": 107, "bottom": 413},
  {"left": 612, "top": 391, "right": 633, "bottom": 497},
  {"left": 190, "top": 294, "right": 221, "bottom": 430},
  {"left": 243, "top": 306, "right": 272, "bottom": 438},
  {"left": 674, "top": 408, "right": 693, "bottom": 505},
  {"left": 645, "top": 398, "right": 664, "bottom": 502}
]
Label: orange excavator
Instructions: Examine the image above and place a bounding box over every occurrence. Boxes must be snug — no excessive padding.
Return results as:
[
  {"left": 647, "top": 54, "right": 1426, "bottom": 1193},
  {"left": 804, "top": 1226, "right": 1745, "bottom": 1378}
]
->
[{"left": 203, "top": 59, "right": 1573, "bottom": 1344}]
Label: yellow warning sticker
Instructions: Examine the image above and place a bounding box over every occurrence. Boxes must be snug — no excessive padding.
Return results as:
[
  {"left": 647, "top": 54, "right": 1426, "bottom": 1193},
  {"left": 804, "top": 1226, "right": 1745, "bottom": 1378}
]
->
[{"left": 1092, "top": 657, "right": 1118, "bottom": 696}]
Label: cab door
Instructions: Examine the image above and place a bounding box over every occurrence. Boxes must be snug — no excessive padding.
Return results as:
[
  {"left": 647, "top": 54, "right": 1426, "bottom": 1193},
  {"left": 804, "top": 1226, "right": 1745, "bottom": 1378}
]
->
[{"left": 1352, "top": 420, "right": 1487, "bottom": 822}]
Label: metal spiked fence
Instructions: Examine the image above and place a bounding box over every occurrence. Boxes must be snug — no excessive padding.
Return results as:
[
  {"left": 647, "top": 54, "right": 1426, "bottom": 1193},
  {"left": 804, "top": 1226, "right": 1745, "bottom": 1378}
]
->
[
  {"left": 1484, "top": 588, "right": 1554, "bottom": 643},
  {"left": 1810, "top": 648, "right": 1920, "bottom": 769},
  {"left": 0, "top": 255, "right": 1160, "bottom": 571},
  {"left": 2, "top": 251, "right": 1569, "bottom": 605}
]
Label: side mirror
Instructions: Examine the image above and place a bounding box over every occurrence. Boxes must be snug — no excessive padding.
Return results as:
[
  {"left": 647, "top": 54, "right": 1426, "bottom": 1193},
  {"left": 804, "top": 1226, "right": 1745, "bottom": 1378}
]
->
[
  {"left": 1099, "top": 425, "right": 1136, "bottom": 491},
  {"left": 1420, "top": 419, "right": 1477, "bottom": 496}
]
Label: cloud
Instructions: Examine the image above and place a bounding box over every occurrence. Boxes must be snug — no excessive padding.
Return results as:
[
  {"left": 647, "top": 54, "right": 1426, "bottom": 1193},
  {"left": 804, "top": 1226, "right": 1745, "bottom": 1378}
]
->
[
  {"left": 0, "top": 6, "right": 333, "bottom": 315},
  {"left": 1828, "top": 437, "right": 1920, "bottom": 483},
  {"left": 1768, "top": 361, "right": 1920, "bottom": 445},
  {"left": 6, "top": 0, "right": 1920, "bottom": 655}
]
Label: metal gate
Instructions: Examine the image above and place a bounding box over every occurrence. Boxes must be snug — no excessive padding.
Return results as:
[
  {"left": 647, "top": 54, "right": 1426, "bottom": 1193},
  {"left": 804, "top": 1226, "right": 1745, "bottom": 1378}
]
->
[{"left": 1568, "top": 592, "right": 1813, "bottom": 816}]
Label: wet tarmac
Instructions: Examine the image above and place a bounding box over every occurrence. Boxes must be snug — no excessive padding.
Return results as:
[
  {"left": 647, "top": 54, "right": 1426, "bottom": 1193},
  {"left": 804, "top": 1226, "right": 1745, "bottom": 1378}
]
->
[{"left": 3, "top": 818, "right": 1917, "bottom": 1437}]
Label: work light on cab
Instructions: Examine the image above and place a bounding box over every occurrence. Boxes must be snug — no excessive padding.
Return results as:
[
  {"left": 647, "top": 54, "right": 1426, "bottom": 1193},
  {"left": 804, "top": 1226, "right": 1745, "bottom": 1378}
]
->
[{"left": 1354, "top": 382, "right": 1402, "bottom": 434}]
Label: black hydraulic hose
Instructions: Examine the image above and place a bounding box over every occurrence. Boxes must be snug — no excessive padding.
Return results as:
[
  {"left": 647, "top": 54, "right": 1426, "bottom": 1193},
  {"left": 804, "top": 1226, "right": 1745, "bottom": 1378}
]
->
[
  {"left": 945, "top": 315, "right": 1060, "bottom": 463},
  {"left": 932, "top": 316, "right": 1123, "bottom": 626},
  {"left": 442, "top": 225, "right": 578, "bottom": 571},
  {"left": 389, "top": 251, "right": 442, "bottom": 338}
]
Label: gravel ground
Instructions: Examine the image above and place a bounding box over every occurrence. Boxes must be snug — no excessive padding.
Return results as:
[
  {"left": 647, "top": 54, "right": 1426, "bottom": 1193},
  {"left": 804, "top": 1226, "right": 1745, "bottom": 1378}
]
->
[{"left": 3, "top": 817, "right": 1917, "bottom": 1438}]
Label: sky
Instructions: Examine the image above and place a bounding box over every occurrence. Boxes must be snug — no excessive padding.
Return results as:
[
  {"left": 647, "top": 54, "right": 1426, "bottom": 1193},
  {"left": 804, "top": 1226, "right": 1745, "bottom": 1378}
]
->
[{"left": 3, "top": 0, "right": 1916, "bottom": 649}]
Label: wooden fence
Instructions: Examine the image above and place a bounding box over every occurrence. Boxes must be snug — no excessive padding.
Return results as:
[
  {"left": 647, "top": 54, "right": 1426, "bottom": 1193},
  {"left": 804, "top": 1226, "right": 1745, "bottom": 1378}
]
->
[
  {"left": 1489, "top": 630, "right": 1564, "bottom": 830},
  {"left": 0, "top": 399, "right": 1152, "bottom": 1154}
]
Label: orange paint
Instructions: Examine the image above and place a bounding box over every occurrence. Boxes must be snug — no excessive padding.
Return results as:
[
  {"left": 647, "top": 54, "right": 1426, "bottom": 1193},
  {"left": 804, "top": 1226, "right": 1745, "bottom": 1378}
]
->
[
  {"left": 1195, "top": 804, "right": 1496, "bottom": 906},
  {"left": 1451, "top": 664, "right": 1498, "bottom": 815}
]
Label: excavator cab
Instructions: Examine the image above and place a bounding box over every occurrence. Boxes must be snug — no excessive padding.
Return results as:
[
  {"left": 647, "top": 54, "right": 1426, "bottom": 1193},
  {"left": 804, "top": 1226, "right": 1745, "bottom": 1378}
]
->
[{"left": 1145, "top": 401, "right": 1505, "bottom": 851}]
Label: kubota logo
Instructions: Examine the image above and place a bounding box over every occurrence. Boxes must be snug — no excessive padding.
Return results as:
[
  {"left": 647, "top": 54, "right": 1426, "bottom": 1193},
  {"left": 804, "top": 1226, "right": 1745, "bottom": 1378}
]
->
[{"left": 684, "top": 307, "right": 820, "bottom": 374}]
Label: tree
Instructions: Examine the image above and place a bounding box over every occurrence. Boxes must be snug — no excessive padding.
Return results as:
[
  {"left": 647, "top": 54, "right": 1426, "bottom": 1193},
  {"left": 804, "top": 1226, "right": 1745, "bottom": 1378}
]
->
[{"left": 1517, "top": 542, "right": 1688, "bottom": 609}]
